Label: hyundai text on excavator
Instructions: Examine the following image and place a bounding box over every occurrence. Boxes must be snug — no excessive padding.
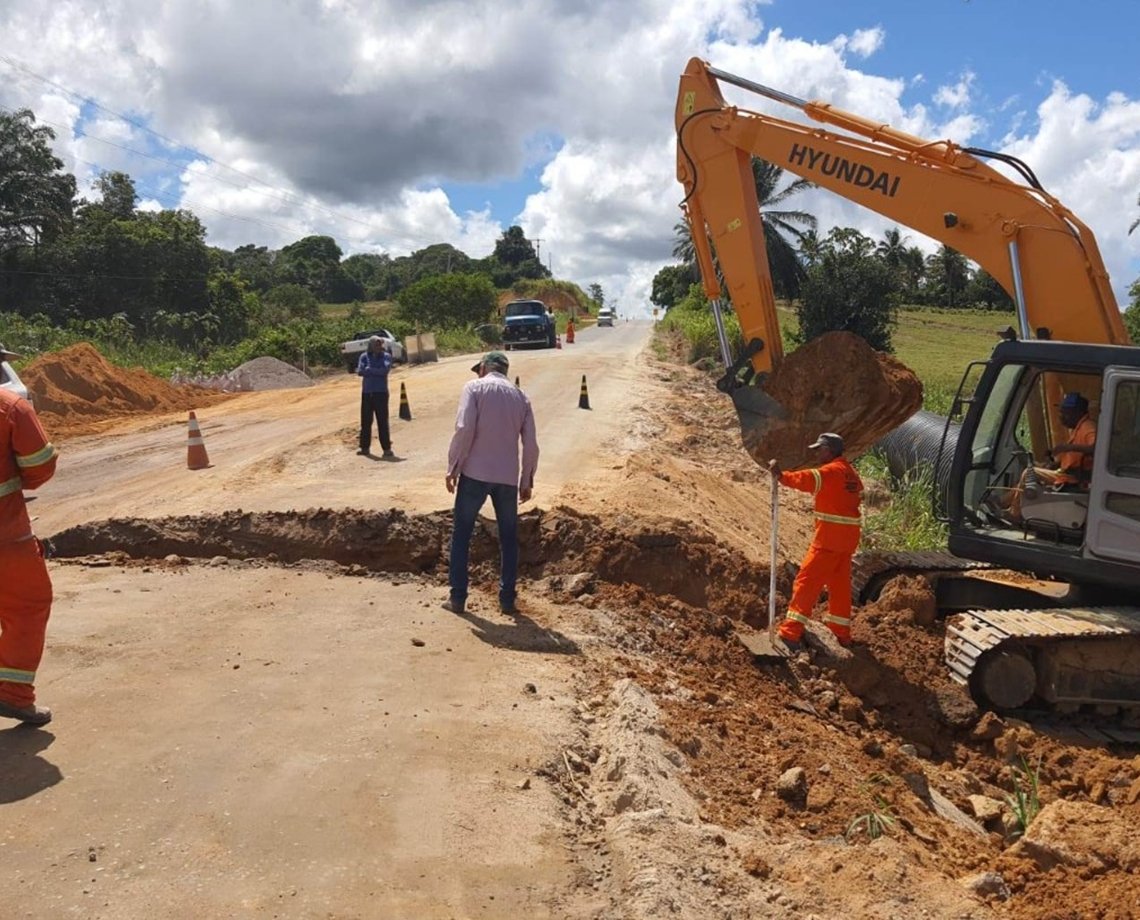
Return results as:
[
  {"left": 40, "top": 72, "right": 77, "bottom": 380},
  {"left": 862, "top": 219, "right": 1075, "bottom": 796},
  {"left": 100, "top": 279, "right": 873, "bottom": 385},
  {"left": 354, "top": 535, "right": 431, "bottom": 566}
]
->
[{"left": 675, "top": 58, "right": 1140, "bottom": 724}]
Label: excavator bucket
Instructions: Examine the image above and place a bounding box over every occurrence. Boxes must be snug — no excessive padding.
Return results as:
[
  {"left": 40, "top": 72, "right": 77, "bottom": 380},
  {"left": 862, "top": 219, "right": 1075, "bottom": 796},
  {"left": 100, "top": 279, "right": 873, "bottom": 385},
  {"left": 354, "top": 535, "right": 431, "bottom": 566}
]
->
[{"left": 729, "top": 331, "right": 924, "bottom": 469}]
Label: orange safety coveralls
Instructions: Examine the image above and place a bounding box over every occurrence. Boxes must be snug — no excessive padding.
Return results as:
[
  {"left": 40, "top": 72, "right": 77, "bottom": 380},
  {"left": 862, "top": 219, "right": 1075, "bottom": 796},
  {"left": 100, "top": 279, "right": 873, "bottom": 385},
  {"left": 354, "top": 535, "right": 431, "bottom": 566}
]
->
[
  {"left": 1053, "top": 415, "right": 1096, "bottom": 486},
  {"left": 778, "top": 457, "right": 863, "bottom": 644},
  {"left": 566, "top": 319, "right": 575, "bottom": 344},
  {"left": 0, "top": 389, "right": 58, "bottom": 708}
]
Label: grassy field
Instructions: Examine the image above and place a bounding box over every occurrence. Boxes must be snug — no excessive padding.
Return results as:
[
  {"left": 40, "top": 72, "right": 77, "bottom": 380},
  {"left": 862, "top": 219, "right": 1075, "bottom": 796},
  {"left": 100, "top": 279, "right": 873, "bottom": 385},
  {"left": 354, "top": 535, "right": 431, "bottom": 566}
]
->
[
  {"left": 318, "top": 301, "right": 396, "bottom": 322},
  {"left": 777, "top": 304, "right": 1015, "bottom": 414}
]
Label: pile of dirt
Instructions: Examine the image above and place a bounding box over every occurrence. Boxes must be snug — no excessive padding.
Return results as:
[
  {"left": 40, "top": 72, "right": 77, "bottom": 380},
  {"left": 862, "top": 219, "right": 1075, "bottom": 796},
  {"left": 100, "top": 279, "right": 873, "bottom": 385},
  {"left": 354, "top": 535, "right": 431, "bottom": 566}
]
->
[
  {"left": 21, "top": 343, "right": 231, "bottom": 439},
  {"left": 735, "top": 331, "right": 924, "bottom": 468},
  {"left": 230, "top": 356, "right": 314, "bottom": 390}
]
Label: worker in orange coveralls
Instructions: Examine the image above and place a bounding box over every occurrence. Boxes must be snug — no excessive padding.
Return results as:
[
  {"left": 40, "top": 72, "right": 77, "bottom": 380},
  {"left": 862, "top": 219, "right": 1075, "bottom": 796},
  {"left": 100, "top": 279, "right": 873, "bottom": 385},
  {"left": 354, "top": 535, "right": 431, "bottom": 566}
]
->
[
  {"left": 0, "top": 369, "right": 58, "bottom": 726},
  {"left": 768, "top": 432, "right": 863, "bottom": 653}
]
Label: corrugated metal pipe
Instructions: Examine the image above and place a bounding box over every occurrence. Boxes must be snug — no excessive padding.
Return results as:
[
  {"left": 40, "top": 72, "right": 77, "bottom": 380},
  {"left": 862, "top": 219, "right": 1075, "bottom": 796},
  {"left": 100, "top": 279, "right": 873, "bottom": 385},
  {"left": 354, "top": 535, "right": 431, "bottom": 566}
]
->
[{"left": 871, "top": 409, "right": 961, "bottom": 513}]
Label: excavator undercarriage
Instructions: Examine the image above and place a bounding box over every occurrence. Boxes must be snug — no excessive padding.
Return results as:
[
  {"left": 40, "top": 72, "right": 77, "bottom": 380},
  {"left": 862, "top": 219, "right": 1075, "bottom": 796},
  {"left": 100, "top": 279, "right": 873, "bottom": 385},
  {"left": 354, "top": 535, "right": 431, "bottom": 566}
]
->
[{"left": 850, "top": 551, "right": 1140, "bottom": 730}]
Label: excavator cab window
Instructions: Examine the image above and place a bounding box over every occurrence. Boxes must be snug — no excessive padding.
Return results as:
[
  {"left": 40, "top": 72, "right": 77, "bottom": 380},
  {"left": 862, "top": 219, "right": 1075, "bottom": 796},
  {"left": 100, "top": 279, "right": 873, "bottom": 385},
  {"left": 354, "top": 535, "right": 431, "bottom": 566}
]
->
[{"left": 969, "top": 366, "right": 1101, "bottom": 542}]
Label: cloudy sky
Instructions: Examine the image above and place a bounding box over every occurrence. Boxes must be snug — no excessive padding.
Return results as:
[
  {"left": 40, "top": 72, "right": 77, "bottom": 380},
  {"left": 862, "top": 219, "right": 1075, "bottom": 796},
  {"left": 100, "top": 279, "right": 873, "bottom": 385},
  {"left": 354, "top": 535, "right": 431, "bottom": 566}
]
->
[{"left": 2, "top": 0, "right": 1138, "bottom": 315}]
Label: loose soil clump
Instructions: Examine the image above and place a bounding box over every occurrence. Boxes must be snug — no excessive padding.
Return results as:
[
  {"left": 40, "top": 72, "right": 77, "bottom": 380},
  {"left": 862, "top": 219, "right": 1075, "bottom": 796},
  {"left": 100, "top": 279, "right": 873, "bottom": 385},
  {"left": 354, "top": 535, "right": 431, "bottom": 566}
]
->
[{"left": 736, "top": 331, "right": 924, "bottom": 468}]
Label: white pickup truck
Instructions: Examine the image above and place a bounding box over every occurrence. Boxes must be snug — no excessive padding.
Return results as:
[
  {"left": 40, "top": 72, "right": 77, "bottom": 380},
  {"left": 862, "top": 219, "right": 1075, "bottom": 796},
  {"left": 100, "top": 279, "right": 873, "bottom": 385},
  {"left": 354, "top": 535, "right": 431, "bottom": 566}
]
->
[
  {"left": 339, "top": 329, "right": 406, "bottom": 372},
  {"left": 0, "top": 343, "right": 31, "bottom": 404}
]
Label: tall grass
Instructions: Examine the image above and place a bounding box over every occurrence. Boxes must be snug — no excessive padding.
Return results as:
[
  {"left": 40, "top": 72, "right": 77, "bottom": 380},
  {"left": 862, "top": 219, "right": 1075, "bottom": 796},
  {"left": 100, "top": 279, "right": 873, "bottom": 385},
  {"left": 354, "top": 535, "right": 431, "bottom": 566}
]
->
[
  {"left": 658, "top": 291, "right": 744, "bottom": 363},
  {"left": 857, "top": 452, "right": 948, "bottom": 552}
]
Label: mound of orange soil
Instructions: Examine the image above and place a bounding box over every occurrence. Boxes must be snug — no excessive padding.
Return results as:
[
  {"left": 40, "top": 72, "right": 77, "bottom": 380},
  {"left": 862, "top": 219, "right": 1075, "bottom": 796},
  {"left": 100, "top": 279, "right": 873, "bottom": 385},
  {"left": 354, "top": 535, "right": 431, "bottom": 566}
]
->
[
  {"left": 21, "top": 343, "right": 230, "bottom": 439},
  {"left": 736, "top": 331, "right": 923, "bottom": 468}
]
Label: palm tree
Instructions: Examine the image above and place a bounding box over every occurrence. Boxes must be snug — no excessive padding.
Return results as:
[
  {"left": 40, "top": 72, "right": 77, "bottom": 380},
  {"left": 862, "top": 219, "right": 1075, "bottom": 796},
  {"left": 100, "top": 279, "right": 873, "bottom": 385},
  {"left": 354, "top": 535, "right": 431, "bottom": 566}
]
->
[
  {"left": 673, "top": 158, "right": 817, "bottom": 299},
  {"left": 798, "top": 228, "right": 824, "bottom": 268},
  {"left": 926, "top": 245, "right": 970, "bottom": 307},
  {"left": 876, "top": 227, "right": 909, "bottom": 271},
  {"left": 752, "top": 159, "right": 816, "bottom": 298}
]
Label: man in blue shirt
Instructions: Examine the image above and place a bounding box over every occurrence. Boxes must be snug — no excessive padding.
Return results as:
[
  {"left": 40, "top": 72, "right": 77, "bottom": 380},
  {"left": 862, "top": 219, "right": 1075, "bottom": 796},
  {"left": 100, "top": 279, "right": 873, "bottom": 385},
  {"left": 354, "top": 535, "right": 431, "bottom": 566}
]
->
[{"left": 357, "top": 336, "right": 394, "bottom": 458}]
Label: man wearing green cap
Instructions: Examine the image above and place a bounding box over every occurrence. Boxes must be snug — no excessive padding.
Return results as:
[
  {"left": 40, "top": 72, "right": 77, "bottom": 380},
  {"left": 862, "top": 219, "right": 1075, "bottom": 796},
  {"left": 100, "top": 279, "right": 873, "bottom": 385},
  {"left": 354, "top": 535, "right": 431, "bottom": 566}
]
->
[{"left": 443, "top": 351, "right": 539, "bottom": 615}]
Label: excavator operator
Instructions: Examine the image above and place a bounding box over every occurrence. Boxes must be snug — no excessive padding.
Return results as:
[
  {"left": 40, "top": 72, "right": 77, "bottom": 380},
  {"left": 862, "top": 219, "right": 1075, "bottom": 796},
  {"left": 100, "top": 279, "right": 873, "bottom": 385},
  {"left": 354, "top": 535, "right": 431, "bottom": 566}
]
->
[
  {"left": 768, "top": 433, "right": 863, "bottom": 652},
  {"left": 994, "top": 392, "right": 1096, "bottom": 521}
]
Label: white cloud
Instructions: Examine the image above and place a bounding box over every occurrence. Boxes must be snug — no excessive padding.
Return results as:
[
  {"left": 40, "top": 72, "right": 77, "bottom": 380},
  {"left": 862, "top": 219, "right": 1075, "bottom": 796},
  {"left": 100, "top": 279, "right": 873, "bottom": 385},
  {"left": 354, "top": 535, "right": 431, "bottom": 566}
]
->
[
  {"left": 847, "top": 27, "right": 885, "bottom": 58},
  {"left": 934, "top": 72, "right": 976, "bottom": 110}
]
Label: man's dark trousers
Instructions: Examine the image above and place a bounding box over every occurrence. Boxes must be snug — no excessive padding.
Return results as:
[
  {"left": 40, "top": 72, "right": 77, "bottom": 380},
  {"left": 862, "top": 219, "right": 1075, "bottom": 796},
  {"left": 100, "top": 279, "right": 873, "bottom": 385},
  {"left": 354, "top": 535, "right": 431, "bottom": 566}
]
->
[
  {"left": 448, "top": 474, "right": 518, "bottom": 610},
  {"left": 360, "top": 391, "right": 391, "bottom": 453}
]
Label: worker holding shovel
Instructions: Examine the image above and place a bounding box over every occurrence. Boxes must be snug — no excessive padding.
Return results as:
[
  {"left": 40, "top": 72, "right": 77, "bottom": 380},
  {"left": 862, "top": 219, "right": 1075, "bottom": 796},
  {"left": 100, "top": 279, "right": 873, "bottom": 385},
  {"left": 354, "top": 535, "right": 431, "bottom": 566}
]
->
[{"left": 768, "top": 433, "right": 863, "bottom": 653}]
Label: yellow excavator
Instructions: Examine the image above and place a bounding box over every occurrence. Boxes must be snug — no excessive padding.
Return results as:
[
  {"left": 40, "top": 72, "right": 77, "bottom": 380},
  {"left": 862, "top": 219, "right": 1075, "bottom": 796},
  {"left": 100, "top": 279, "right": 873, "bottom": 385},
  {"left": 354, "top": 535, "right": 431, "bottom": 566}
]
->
[{"left": 676, "top": 58, "right": 1140, "bottom": 726}]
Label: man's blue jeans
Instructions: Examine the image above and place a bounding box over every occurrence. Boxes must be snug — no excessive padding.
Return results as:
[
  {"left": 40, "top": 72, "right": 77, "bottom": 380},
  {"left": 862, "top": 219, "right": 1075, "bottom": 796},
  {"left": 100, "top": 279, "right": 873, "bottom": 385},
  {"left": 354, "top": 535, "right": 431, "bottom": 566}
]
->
[{"left": 448, "top": 474, "right": 518, "bottom": 609}]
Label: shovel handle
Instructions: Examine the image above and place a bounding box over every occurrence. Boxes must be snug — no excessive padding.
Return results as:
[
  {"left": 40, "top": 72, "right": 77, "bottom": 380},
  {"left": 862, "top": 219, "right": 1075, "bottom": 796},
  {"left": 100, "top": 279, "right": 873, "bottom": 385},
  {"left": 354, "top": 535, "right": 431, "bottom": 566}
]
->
[{"left": 768, "top": 480, "right": 779, "bottom": 641}]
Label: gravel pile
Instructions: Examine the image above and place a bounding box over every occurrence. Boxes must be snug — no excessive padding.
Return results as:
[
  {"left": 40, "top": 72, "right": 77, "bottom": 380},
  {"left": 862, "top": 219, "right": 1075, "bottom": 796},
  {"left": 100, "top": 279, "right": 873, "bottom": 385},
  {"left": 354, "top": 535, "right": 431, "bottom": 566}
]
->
[{"left": 230, "top": 356, "right": 314, "bottom": 391}]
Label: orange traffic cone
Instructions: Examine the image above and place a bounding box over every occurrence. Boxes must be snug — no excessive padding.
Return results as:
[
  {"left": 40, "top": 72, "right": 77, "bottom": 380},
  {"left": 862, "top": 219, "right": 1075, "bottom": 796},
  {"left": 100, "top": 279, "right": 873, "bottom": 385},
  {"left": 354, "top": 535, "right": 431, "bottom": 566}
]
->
[
  {"left": 556, "top": 333, "right": 562, "bottom": 350},
  {"left": 187, "top": 411, "right": 211, "bottom": 469},
  {"left": 578, "top": 375, "right": 591, "bottom": 410},
  {"left": 566, "top": 319, "right": 575, "bottom": 344},
  {"left": 399, "top": 382, "right": 412, "bottom": 421}
]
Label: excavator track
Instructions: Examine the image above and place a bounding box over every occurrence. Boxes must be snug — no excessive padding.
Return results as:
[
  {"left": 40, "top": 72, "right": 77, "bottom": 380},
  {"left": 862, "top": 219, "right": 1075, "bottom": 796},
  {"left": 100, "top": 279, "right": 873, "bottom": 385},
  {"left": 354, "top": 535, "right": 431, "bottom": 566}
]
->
[
  {"left": 847, "top": 554, "right": 1140, "bottom": 729},
  {"left": 946, "top": 606, "right": 1140, "bottom": 721},
  {"left": 850, "top": 550, "right": 993, "bottom": 603}
]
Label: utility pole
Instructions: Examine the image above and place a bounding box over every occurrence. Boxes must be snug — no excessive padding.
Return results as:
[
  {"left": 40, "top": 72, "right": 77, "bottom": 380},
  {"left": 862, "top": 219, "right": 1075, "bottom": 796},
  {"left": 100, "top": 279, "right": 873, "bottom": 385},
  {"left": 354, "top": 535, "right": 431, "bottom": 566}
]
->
[{"left": 532, "top": 238, "right": 544, "bottom": 261}]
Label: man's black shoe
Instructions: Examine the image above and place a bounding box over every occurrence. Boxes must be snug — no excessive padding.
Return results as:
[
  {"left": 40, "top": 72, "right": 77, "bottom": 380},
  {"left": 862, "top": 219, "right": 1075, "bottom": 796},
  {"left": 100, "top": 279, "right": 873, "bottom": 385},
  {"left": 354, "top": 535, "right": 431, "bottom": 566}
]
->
[{"left": 441, "top": 598, "right": 465, "bottom": 615}]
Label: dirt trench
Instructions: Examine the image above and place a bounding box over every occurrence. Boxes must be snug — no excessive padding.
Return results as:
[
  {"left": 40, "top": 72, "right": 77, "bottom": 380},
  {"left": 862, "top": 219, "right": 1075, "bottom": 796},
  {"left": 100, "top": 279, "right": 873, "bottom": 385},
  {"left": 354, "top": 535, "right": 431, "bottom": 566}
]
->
[{"left": 48, "top": 506, "right": 1140, "bottom": 918}]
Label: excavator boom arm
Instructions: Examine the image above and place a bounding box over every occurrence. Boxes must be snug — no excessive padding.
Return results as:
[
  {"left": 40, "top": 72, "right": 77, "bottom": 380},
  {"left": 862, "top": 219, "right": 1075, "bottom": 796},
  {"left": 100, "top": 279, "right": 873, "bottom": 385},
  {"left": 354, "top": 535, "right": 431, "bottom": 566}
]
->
[{"left": 676, "top": 58, "right": 1128, "bottom": 379}]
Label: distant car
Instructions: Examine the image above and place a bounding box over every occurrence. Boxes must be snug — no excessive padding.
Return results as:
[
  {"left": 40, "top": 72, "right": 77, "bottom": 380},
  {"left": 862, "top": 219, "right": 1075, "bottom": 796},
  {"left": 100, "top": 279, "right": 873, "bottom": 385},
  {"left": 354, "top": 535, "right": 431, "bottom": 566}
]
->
[
  {"left": 339, "top": 329, "right": 406, "bottom": 372},
  {"left": 597, "top": 308, "right": 615, "bottom": 327},
  {"left": 501, "top": 300, "right": 557, "bottom": 350},
  {"left": 0, "top": 344, "right": 31, "bottom": 405}
]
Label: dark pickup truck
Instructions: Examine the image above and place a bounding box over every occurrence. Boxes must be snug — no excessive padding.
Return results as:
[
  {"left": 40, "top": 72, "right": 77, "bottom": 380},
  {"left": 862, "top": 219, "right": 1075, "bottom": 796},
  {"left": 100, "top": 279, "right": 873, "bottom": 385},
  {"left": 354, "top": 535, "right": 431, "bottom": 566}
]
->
[{"left": 501, "top": 300, "right": 556, "bottom": 349}]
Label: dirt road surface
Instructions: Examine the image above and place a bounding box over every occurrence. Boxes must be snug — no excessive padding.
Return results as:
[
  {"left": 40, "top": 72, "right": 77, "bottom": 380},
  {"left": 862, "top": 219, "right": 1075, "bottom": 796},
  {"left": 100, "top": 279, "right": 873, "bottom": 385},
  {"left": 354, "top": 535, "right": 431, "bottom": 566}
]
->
[
  {"left": 31, "top": 321, "right": 653, "bottom": 534},
  {"left": 5, "top": 321, "right": 1139, "bottom": 919}
]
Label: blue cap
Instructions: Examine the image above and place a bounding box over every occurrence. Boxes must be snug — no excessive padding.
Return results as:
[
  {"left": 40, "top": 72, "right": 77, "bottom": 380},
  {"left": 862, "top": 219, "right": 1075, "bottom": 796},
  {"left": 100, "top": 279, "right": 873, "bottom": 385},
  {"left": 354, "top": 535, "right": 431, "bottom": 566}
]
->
[{"left": 1059, "top": 392, "right": 1088, "bottom": 412}]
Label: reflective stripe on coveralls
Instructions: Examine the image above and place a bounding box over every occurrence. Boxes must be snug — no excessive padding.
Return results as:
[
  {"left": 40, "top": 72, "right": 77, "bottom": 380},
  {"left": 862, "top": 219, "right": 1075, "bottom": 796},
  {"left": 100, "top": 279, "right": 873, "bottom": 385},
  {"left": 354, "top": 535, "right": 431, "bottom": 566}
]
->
[{"left": 17, "top": 443, "right": 57, "bottom": 468}]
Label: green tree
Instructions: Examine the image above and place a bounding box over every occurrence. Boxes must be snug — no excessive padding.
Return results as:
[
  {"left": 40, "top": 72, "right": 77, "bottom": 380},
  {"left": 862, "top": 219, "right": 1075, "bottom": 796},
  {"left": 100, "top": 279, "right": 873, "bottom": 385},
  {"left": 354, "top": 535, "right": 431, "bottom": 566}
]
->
[
  {"left": 587, "top": 283, "right": 604, "bottom": 308},
  {"left": 925, "top": 244, "right": 970, "bottom": 308},
  {"left": 798, "top": 228, "right": 824, "bottom": 268},
  {"left": 225, "top": 244, "right": 277, "bottom": 293},
  {"left": 43, "top": 203, "right": 210, "bottom": 324},
  {"left": 264, "top": 283, "right": 320, "bottom": 321},
  {"left": 395, "top": 272, "right": 497, "bottom": 330},
  {"left": 1124, "top": 277, "right": 1140, "bottom": 342},
  {"left": 899, "top": 246, "right": 928, "bottom": 303},
  {"left": 94, "top": 171, "right": 138, "bottom": 220},
  {"left": 672, "top": 158, "right": 815, "bottom": 300},
  {"left": 0, "top": 108, "right": 76, "bottom": 255},
  {"left": 797, "top": 227, "right": 897, "bottom": 351},
  {"left": 650, "top": 263, "right": 697, "bottom": 310},
  {"left": 493, "top": 226, "right": 538, "bottom": 267},
  {"left": 751, "top": 158, "right": 816, "bottom": 299},
  {"left": 963, "top": 267, "right": 1014, "bottom": 311},
  {"left": 276, "top": 234, "right": 360, "bottom": 302}
]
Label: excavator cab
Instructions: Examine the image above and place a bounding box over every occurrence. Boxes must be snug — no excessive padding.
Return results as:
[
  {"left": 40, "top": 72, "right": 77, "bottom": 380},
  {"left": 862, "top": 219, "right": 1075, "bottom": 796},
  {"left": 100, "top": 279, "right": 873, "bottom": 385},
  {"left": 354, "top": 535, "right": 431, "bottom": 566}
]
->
[{"left": 945, "top": 340, "right": 1140, "bottom": 599}]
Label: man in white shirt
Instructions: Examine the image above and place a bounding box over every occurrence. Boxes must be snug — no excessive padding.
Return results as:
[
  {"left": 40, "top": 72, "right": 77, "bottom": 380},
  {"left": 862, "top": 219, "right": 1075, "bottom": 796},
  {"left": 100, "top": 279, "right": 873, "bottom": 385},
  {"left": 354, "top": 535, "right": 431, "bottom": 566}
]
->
[{"left": 443, "top": 351, "right": 539, "bottom": 615}]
